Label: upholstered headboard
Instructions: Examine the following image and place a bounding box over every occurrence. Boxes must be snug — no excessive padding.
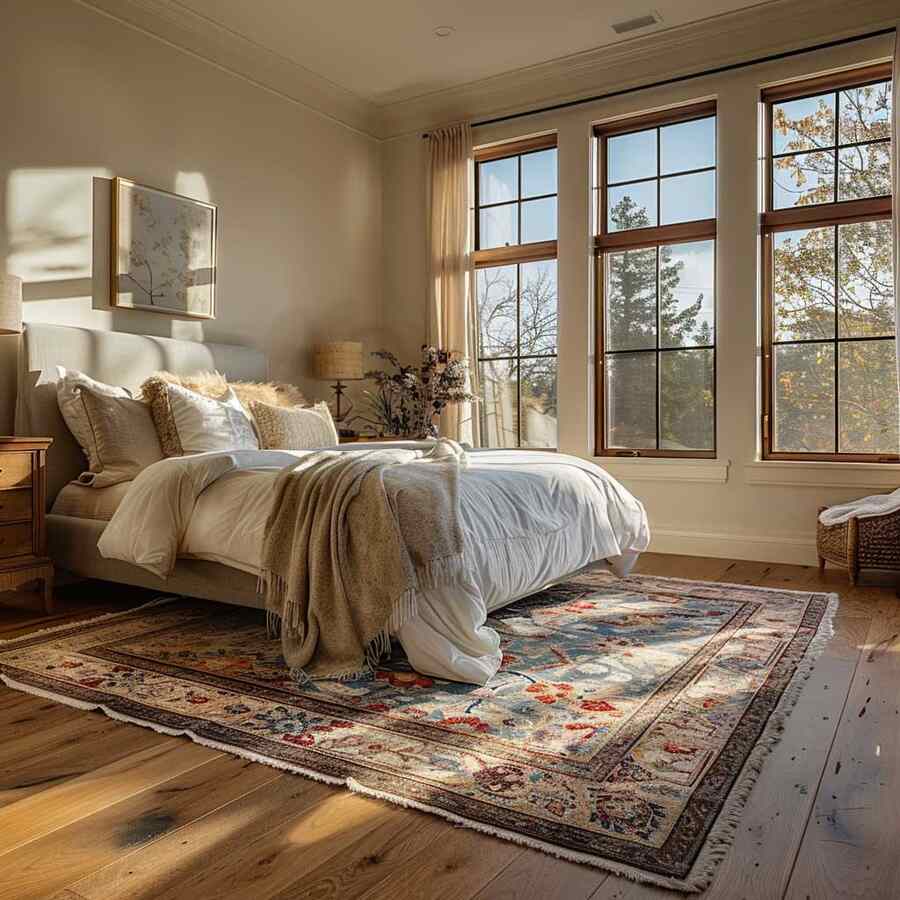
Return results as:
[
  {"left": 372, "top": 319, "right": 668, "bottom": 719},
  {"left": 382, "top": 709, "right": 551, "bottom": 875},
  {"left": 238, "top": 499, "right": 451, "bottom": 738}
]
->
[{"left": 15, "top": 323, "right": 268, "bottom": 506}]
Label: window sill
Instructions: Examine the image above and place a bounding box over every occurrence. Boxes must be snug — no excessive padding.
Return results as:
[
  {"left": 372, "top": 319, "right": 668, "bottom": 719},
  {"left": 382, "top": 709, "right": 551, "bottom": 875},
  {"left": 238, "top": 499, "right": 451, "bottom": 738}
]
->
[
  {"left": 744, "top": 460, "right": 900, "bottom": 489},
  {"left": 592, "top": 457, "right": 729, "bottom": 484}
]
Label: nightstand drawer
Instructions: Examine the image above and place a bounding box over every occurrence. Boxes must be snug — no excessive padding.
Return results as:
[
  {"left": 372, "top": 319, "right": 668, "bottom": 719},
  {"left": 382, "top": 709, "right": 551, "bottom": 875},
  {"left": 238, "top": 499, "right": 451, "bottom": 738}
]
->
[
  {"left": 0, "top": 453, "right": 32, "bottom": 489},
  {"left": 0, "top": 489, "right": 32, "bottom": 523},
  {"left": 0, "top": 522, "right": 33, "bottom": 559}
]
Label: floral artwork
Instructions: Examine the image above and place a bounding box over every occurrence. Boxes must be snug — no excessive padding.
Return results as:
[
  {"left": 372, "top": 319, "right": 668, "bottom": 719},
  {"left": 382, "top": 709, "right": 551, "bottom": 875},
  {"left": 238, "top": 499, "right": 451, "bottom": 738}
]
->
[
  {"left": 111, "top": 177, "right": 216, "bottom": 318},
  {"left": 0, "top": 569, "right": 834, "bottom": 890}
]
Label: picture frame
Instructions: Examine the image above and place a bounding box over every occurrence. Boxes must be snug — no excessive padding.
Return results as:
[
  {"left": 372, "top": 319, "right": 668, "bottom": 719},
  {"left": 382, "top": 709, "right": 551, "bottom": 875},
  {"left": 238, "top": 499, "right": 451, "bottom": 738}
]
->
[{"left": 110, "top": 176, "right": 217, "bottom": 319}]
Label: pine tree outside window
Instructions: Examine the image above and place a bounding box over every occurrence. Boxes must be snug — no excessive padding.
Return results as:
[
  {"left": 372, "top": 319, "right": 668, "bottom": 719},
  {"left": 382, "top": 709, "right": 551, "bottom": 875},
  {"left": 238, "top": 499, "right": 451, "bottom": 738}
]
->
[{"left": 594, "top": 102, "right": 717, "bottom": 458}]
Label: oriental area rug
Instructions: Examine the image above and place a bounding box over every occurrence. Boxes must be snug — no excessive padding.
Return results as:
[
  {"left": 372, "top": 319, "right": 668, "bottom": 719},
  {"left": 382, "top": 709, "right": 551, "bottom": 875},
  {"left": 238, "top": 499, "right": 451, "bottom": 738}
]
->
[{"left": 0, "top": 570, "right": 836, "bottom": 891}]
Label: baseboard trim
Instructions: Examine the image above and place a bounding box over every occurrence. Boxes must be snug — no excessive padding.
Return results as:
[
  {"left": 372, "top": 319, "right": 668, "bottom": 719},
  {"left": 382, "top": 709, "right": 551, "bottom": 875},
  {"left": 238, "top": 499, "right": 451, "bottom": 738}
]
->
[{"left": 649, "top": 527, "right": 818, "bottom": 566}]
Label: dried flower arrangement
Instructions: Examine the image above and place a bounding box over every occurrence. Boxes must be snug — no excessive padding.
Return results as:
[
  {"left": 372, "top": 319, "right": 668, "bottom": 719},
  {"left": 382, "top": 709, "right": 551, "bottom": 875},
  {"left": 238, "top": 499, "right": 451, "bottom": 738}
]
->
[{"left": 355, "top": 346, "right": 477, "bottom": 439}]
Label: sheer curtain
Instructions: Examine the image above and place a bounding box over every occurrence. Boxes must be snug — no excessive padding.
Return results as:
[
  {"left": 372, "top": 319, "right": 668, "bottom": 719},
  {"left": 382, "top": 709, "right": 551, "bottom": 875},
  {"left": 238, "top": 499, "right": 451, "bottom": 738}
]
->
[
  {"left": 894, "top": 34, "right": 900, "bottom": 447},
  {"left": 428, "top": 123, "right": 479, "bottom": 443}
]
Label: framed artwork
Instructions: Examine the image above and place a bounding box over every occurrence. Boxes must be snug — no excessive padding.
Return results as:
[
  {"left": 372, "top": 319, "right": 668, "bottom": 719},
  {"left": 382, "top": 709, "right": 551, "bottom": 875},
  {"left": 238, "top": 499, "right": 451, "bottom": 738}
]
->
[{"left": 110, "top": 177, "right": 217, "bottom": 319}]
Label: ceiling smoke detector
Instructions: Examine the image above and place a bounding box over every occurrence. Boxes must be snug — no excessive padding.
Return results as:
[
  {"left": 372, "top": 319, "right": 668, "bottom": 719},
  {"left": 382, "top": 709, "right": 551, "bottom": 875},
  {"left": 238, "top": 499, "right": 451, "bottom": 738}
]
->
[
  {"left": 433, "top": 25, "right": 455, "bottom": 38},
  {"left": 611, "top": 12, "right": 662, "bottom": 35}
]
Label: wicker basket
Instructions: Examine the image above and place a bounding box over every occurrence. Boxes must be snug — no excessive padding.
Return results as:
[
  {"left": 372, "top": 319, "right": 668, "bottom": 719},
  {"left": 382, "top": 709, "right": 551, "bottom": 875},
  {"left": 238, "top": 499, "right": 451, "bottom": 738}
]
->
[{"left": 817, "top": 504, "right": 900, "bottom": 585}]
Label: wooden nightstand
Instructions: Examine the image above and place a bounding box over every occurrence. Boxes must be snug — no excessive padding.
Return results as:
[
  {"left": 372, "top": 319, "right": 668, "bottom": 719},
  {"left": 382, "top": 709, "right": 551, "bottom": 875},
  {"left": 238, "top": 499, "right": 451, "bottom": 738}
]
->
[{"left": 0, "top": 437, "right": 54, "bottom": 613}]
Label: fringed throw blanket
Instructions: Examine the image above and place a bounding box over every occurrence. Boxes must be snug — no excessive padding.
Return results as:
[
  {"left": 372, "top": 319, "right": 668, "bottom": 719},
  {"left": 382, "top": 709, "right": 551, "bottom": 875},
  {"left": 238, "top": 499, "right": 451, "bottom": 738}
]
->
[{"left": 260, "top": 439, "right": 467, "bottom": 681}]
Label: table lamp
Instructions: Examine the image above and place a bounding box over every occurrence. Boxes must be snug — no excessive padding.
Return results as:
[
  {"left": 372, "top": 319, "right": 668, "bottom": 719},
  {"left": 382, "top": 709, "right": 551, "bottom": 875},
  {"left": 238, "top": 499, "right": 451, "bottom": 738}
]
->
[
  {"left": 0, "top": 275, "right": 23, "bottom": 334},
  {"left": 313, "top": 341, "right": 363, "bottom": 422}
]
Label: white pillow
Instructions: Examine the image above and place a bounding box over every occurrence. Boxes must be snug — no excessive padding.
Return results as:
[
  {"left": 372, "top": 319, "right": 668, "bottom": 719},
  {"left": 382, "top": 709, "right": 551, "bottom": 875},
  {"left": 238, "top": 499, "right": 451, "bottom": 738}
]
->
[
  {"left": 165, "top": 382, "right": 259, "bottom": 453},
  {"left": 249, "top": 400, "right": 339, "bottom": 450},
  {"left": 56, "top": 366, "right": 131, "bottom": 473}
]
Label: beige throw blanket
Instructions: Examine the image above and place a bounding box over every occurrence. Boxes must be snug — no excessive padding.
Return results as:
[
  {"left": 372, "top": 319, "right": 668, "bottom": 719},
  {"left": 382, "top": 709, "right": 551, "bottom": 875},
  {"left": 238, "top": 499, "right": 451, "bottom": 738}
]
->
[{"left": 260, "top": 439, "right": 467, "bottom": 681}]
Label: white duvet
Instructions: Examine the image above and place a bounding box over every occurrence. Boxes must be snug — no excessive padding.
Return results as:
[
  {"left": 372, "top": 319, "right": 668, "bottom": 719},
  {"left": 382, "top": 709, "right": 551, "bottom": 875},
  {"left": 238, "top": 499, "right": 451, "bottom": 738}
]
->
[{"left": 98, "top": 444, "right": 650, "bottom": 684}]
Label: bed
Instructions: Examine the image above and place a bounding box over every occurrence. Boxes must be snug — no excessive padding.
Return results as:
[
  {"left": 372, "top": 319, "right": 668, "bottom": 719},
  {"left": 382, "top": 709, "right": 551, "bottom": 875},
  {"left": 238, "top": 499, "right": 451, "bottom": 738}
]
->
[{"left": 17, "top": 322, "right": 650, "bottom": 684}]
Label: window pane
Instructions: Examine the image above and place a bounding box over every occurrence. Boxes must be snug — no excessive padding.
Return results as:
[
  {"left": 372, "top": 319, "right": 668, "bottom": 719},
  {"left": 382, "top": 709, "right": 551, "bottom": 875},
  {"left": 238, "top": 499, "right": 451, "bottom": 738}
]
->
[
  {"left": 838, "top": 220, "right": 894, "bottom": 338},
  {"left": 476, "top": 265, "right": 517, "bottom": 358},
  {"left": 605, "top": 352, "right": 657, "bottom": 449},
  {"left": 521, "top": 148, "right": 557, "bottom": 198},
  {"left": 478, "top": 157, "right": 517, "bottom": 205},
  {"left": 520, "top": 357, "right": 558, "bottom": 448},
  {"left": 660, "top": 241, "right": 715, "bottom": 348},
  {"left": 480, "top": 359, "right": 518, "bottom": 448},
  {"left": 839, "top": 339, "right": 900, "bottom": 454},
  {"left": 837, "top": 142, "right": 891, "bottom": 201},
  {"left": 605, "top": 248, "right": 657, "bottom": 351},
  {"left": 607, "top": 181, "right": 657, "bottom": 231},
  {"left": 660, "top": 116, "right": 715, "bottom": 175},
  {"left": 772, "top": 150, "right": 835, "bottom": 208},
  {"left": 521, "top": 197, "right": 557, "bottom": 243},
  {"left": 660, "top": 349, "right": 714, "bottom": 450},
  {"left": 660, "top": 170, "right": 715, "bottom": 225},
  {"left": 773, "top": 343, "right": 835, "bottom": 453},
  {"left": 520, "top": 260, "right": 557, "bottom": 355},
  {"left": 773, "top": 227, "right": 835, "bottom": 341},
  {"left": 607, "top": 129, "right": 657, "bottom": 184},
  {"left": 839, "top": 82, "right": 892, "bottom": 144},
  {"left": 479, "top": 203, "right": 518, "bottom": 249},
  {"left": 772, "top": 93, "right": 835, "bottom": 154}
]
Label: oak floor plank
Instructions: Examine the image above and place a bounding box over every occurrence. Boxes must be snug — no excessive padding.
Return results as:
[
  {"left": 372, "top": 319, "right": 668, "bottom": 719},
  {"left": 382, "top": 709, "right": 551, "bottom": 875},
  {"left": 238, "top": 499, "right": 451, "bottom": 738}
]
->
[
  {"left": 0, "top": 754, "right": 281, "bottom": 900},
  {"left": 356, "top": 826, "right": 523, "bottom": 900},
  {"left": 59, "top": 775, "right": 337, "bottom": 899},
  {"left": 0, "top": 739, "right": 217, "bottom": 857},
  {"left": 784, "top": 598, "right": 900, "bottom": 900},
  {"left": 472, "top": 848, "right": 609, "bottom": 900},
  {"left": 269, "top": 804, "right": 449, "bottom": 900},
  {"left": 0, "top": 714, "right": 169, "bottom": 809}
]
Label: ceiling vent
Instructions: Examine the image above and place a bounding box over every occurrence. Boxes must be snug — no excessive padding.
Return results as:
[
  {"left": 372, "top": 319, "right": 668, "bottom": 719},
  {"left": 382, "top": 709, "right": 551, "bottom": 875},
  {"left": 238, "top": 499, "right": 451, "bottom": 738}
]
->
[{"left": 611, "top": 13, "right": 661, "bottom": 35}]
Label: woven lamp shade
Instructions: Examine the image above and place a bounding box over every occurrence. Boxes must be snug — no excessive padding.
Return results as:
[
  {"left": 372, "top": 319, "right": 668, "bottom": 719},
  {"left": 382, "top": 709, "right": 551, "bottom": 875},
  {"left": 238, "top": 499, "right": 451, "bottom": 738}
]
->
[
  {"left": 313, "top": 341, "right": 363, "bottom": 381},
  {"left": 0, "top": 275, "right": 23, "bottom": 334}
]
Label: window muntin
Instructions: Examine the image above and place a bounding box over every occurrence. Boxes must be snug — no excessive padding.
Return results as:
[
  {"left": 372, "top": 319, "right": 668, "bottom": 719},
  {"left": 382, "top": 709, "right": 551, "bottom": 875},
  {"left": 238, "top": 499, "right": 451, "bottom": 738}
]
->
[
  {"left": 595, "top": 101, "right": 717, "bottom": 458},
  {"left": 475, "top": 135, "right": 558, "bottom": 449},
  {"left": 763, "top": 67, "right": 897, "bottom": 461}
]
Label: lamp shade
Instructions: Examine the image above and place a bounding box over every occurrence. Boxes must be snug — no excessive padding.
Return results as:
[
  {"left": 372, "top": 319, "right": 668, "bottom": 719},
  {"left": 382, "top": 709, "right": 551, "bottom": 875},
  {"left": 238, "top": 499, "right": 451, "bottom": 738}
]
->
[
  {"left": 0, "top": 275, "right": 22, "bottom": 334},
  {"left": 313, "top": 341, "right": 363, "bottom": 380}
]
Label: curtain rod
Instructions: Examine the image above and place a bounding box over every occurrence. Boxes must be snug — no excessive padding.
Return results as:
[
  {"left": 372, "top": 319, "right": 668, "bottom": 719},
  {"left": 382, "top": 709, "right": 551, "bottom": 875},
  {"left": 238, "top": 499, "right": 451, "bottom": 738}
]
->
[{"left": 421, "top": 26, "right": 895, "bottom": 138}]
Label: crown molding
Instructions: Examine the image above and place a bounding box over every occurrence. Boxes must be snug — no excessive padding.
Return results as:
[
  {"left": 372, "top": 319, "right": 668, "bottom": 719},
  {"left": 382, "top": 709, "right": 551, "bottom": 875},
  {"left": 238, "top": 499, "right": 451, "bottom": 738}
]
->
[
  {"left": 378, "top": 0, "right": 899, "bottom": 139},
  {"left": 76, "top": 0, "right": 381, "bottom": 138}
]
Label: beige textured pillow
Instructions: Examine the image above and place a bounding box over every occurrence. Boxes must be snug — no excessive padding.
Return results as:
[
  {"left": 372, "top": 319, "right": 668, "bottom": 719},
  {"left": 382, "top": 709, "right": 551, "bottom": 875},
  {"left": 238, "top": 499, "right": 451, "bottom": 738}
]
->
[
  {"left": 141, "top": 377, "right": 259, "bottom": 456},
  {"left": 73, "top": 389, "right": 163, "bottom": 487},
  {"left": 56, "top": 367, "right": 131, "bottom": 474},
  {"left": 249, "top": 400, "right": 338, "bottom": 450},
  {"left": 150, "top": 371, "right": 306, "bottom": 411}
]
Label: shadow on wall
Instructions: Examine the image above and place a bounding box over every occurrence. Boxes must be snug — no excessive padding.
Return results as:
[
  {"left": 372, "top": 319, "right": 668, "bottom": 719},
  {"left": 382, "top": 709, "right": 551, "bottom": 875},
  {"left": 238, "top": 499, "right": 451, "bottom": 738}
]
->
[{"left": 0, "top": 168, "right": 211, "bottom": 431}]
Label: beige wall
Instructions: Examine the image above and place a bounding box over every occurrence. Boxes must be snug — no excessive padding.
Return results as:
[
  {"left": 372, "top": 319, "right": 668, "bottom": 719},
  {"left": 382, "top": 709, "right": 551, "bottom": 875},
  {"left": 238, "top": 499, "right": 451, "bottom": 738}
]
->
[
  {"left": 381, "top": 33, "right": 900, "bottom": 566},
  {"left": 1, "top": 0, "right": 383, "bottom": 431}
]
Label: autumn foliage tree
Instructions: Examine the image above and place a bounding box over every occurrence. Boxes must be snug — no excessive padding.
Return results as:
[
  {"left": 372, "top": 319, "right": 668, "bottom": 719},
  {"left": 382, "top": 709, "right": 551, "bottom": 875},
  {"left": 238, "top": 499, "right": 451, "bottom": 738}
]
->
[{"left": 771, "top": 80, "right": 897, "bottom": 454}]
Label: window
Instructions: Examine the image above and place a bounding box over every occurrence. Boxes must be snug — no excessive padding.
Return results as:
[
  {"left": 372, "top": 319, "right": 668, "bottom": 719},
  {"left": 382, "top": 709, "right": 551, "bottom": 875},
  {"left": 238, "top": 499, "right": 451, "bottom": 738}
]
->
[
  {"left": 762, "top": 66, "right": 898, "bottom": 460},
  {"left": 475, "top": 135, "right": 558, "bottom": 448},
  {"left": 594, "top": 102, "right": 717, "bottom": 457}
]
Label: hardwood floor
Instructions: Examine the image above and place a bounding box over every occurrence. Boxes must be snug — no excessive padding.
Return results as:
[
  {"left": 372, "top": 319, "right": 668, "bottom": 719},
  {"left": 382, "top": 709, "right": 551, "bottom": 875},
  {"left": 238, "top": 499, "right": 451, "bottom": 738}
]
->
[{"left": 0, "top": 557, "right": 896, "bottom": 900}]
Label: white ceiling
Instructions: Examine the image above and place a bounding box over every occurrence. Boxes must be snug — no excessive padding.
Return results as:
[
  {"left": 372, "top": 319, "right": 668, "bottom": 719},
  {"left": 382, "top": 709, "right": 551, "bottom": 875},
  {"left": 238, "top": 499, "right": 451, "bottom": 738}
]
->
[{"left": 174, "top": 0, "right": 773, "bottom": 106}]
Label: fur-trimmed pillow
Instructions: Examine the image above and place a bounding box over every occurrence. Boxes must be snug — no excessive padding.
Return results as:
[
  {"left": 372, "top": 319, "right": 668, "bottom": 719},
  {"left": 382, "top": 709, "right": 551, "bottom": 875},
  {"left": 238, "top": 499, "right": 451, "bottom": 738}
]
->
[
  {"left": 141, "top": 377, "right": 258, "bottom": 456},
  {"left": 148, "top": 371, "right": 306, "bottom": 412},
  {"left": 249, "top": 400, "right": 338, "bottom": 450}
]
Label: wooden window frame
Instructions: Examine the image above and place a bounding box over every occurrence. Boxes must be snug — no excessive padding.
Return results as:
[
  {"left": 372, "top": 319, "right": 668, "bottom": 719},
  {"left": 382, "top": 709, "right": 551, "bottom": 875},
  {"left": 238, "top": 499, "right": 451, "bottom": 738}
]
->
[
  {"left": 760, "top": 64, "right": 898, "bottom": 463},
  {"left": 474, "top": 134, "right": 559, "bottom": 449},
  {"left": 593, "top": 100, "right": 718, "bottom": 459}
]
